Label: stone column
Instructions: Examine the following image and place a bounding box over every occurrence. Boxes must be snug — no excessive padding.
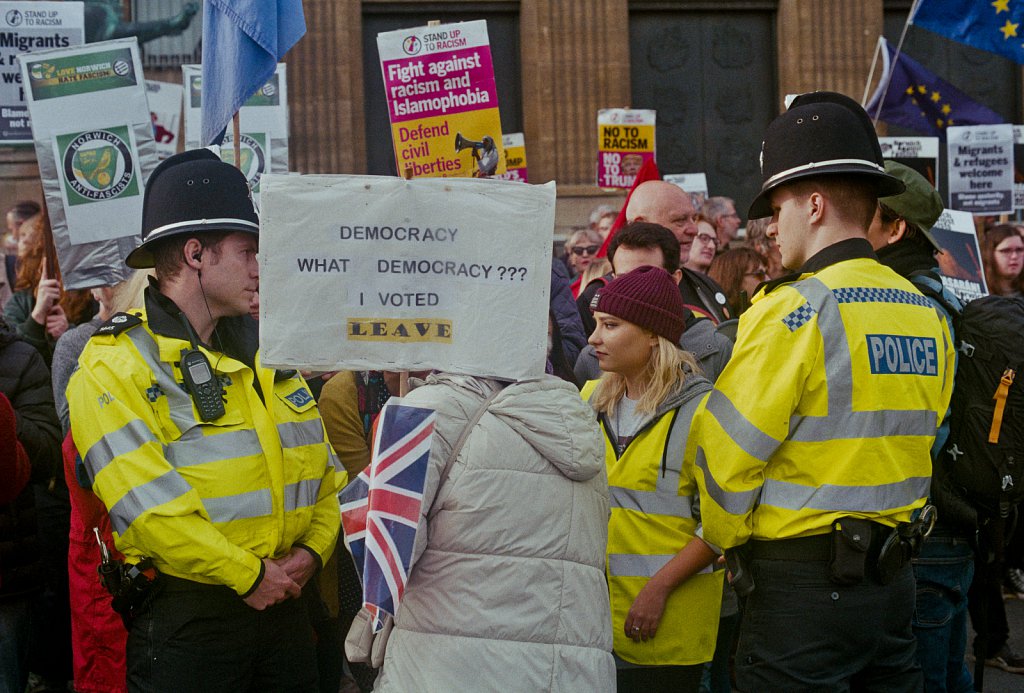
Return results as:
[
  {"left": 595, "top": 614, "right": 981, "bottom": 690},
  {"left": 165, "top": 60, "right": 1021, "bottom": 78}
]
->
[
  {"left": 288, "top": 0, "right": 365, "bottom": 174},
  {"left": 776, "top": 0, "right": 884, "bottom": 111},
  {"left": 521, "top": 0, "right": 630, "bottom": 231}
]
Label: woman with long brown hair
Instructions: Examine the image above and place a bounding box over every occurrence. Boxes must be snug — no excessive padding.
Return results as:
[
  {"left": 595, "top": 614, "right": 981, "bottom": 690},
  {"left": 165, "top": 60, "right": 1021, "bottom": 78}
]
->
[
  {"left": 708, "top": 247, "right": 769, "bottom": 317},
  {"left": 3, "top": 212, "right": 95, "bottom": 363},
  {"left": 981, "top": 223, "right": 1024, "bottom": 297}
]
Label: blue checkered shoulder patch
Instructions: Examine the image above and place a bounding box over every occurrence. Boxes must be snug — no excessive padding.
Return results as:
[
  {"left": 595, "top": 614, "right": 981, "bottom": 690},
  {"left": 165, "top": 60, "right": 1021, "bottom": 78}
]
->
[
  {"left": 782, "top": 302, "right": 816, "bottom": 331},
  {"left": 832, "top": 287, "right": 932, "bottom": 308}
]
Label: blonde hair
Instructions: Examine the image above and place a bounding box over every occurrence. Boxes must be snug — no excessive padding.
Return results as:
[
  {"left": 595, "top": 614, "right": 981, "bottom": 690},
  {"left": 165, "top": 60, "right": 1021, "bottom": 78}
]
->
[
  {"left": 591, "top": 334, "right": 701, "bottom": 417},
  {"left": 579, "top": 257, "right": 611, "bottom": 289},
  {"left": 107, "top": 270, "right": 152, "bottom": 315}
]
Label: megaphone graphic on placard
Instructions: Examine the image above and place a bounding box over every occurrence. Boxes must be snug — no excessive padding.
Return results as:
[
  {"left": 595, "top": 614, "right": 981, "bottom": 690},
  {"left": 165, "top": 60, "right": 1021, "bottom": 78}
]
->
[{"left": 454, "top": 132, "right": 485, "bottom": 152}]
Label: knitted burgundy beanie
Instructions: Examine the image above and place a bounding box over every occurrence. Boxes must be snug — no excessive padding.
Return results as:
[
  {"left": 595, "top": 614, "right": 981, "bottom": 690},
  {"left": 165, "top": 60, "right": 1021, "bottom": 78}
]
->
[{"left": 593, "top": 265, "right": 686, "bottom": 343}]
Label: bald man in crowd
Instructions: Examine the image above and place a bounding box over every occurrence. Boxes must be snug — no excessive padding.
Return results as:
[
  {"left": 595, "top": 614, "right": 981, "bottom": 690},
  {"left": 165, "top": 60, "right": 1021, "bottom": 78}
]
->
[{"left": 622, "top": 180, "right": 731, "bottom": 323}]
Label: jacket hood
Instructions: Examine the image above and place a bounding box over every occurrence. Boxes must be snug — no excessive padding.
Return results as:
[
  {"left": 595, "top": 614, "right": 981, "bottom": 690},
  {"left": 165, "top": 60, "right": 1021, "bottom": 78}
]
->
[
  {"left": 422, "top": 373, "right": 605, "bottom": 483},
  {"left": 634, "top": 372, "right": 713, "bottom": 432}
]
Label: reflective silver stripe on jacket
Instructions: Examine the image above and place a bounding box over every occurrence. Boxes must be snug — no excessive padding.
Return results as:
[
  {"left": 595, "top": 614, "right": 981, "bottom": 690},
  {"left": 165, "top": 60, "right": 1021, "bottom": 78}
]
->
[
  {"left": 694, "top": 447, "right": 762, "bottom": 516},
  {"left": 608, "top": 553, "right": 714, "bottom": 577},
  {"left": 84, "top": 418, "right": 161, "bottom": 480},
  {"left": 165, "top": 428, "right": 264, "bottom": 468},
  {"left": 285, "top": 478, "right": 322, "bottom": 512},
  {"left": 327, "top": 446, "right": 344, "bottom": 474},
  {"left": 108, "top": 469, "right": 193, "bottom": 534},
  {"left": 760, "top": 475, "right": 932, "bottom": 512},
  {"left": 704, "top": 390, "right": 781, "bottom": 463},
  {"left": 126, "top": 327, "right": 197, "bottom": 433},
  {"left": 277, "top": 419, "right": 325, "bottom": 449},
  {"left": 609, "top": 486, "right": 693, "bottom": 518},
  {"left": 609, "top": 409, "right": 691, "bottom": 517},
  {"left": 705, "top": 277, "right": 938, "bottom": 516},
  {"left": 201, "top": 489, "right": 274, "bottom": 523}
]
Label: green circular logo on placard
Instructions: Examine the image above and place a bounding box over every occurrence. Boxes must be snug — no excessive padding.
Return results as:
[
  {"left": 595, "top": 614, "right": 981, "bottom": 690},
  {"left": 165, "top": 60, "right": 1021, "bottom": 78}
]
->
[{"left": 62, "top": 130, "right": 134, "bottom": 201}]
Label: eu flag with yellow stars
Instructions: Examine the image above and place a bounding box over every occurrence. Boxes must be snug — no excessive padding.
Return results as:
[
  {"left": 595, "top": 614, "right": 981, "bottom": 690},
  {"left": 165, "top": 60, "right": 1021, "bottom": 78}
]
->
[
  {"left": 913, "top": 0, "right": 1024, "bottom": 63},
  {"left": 865, "top": 38, "right": 1003, "bottom": 138}
]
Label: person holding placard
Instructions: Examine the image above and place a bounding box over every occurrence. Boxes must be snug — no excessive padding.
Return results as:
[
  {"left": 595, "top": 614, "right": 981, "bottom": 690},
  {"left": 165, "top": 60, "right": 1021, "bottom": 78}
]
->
[
  {"left": 66, "top": 149, "right": 340, "bottom": 693},
  {"left": 583, "top": 265, "right": 722, "bottom": 693}
]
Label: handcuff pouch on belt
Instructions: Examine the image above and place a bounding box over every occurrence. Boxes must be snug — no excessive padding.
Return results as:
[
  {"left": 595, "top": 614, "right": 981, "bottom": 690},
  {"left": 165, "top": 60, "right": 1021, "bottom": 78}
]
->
[{"left": 829, "top": 518, "right": 872, "bottom": 585}]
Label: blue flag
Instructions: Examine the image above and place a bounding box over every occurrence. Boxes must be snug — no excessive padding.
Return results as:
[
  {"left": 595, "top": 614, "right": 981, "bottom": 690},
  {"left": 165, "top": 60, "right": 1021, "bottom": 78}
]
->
[
  {"left": 913, "top": 0, "right": 1024, "bottom": 64},
  {"left": 201, "top": 0, "right": 306, "bottom": 146},
  {"left": 865, "top": 38, "right": 1003, "bottom": 138}
]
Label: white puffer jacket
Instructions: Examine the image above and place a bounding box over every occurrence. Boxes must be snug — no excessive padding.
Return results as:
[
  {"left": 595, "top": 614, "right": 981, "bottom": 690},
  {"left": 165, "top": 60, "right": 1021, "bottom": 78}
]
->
[{"left": 373, "top": 374, "right": 615, "bottom": 692}]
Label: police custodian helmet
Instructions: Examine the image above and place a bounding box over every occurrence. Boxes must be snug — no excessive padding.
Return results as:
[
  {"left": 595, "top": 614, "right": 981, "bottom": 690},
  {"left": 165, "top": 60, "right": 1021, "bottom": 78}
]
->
[
  {"left": 747, "top": 91, "right": 906, "bottom": 220},
  {"left": 125, "top": 149, "right": 259, "bottom": 269}
]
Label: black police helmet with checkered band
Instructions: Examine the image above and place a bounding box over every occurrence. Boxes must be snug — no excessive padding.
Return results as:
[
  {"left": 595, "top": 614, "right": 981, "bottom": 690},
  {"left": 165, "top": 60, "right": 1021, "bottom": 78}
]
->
[
  {"left": 125, "top": 149, "right": 259, "bottom": 269},
  {"left": 748, "top": 91, "right": 905, "bottom": 219}
]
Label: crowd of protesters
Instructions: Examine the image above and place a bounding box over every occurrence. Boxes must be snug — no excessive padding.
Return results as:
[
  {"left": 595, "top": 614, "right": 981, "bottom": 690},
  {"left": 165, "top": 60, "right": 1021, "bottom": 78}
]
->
[{"left": 3, "top": 92, "right": 1024, "bottom": 693}]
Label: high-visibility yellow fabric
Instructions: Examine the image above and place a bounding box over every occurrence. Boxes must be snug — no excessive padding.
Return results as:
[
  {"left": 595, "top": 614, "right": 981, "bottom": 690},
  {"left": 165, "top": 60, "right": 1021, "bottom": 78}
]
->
[
  {"left": 582, "top": 381, "right": 722, "bottom": 666},
  {"left": 68, "top": 309, "right": 341, "bottom": 596},
  {"left": 690, "top": 257, "right": 955, "bottom": 550}
]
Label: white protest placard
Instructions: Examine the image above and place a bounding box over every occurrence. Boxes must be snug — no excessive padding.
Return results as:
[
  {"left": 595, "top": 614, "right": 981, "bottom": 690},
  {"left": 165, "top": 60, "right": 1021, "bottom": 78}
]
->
[
  {"left": 664, "top": 172, "right": 708, "bottom": 211},
  {"left": 0, "top": 1, "right": 84, "bottom": 143},
  {"left": 947, "top": 124, "right": 1013, "bottom": 215},
  {"left": 145, "top": 79, "right": 182, "bottom": 160},
  {"left": 879, "top": 137, "right": 940, "bottom": 190},
  {"left": 929, "top": 208, "right": 988, "bottom": 302},
  {"left": 259, "top": 175, "right": 555, "bottom": 380},
  {"left": 21, "top": 38, "right": 157, "bottom": 290},
  {"left": 181, "top": 63, "right": 288, "bottom": 201}
]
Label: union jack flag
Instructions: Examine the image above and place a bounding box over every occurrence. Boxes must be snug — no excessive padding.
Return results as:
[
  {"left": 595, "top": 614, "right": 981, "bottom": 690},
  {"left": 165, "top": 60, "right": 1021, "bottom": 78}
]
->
[{"left": 339, "top": 400, "right": 436, "bottom": 630}]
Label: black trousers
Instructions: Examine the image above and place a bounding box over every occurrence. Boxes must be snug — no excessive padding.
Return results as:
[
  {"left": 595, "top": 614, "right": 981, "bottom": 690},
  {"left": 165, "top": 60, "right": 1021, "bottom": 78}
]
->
[
  {"left": 616, "top": 663, "right": 703, "bottom": 693},
  {"left": 126, "top": 576, "right": 318, "bottom": 693},
  {"left": 735, "top": 558, "right": 921, "bottom": 692}
]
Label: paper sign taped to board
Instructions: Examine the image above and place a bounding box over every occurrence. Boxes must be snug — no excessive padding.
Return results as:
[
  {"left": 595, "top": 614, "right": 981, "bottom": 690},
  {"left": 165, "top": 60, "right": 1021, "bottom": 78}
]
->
[{"left": 258, "top": 174, "right": 555, "bottom": 380}]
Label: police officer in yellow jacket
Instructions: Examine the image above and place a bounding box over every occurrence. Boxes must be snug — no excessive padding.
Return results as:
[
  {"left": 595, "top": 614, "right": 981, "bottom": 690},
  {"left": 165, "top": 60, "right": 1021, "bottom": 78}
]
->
[
  {"left": 67, "top": 150, "right": 341, "bottom": 692},
  {"left": 690, "top": 93, "right": 955, "bottom": 691}
]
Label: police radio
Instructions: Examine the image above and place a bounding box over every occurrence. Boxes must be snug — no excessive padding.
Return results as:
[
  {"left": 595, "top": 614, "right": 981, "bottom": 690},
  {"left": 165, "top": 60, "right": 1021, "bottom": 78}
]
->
[
  {"left": 181, "top": 349, "right": 225, "bottom": 422},
  {"left": 176, "top": 312, "right": 225, "bottom": 422}
]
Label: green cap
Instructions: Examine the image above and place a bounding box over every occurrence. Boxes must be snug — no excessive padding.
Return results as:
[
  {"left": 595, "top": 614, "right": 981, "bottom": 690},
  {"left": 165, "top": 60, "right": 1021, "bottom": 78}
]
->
[{"left": 881, "top": 160, "right": 943, "bottom": 251}]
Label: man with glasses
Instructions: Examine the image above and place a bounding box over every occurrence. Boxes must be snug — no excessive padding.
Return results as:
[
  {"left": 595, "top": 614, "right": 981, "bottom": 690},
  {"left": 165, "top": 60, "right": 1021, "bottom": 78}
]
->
[{"left": 702, "top": 196, "right": 742, "bottom": 251}]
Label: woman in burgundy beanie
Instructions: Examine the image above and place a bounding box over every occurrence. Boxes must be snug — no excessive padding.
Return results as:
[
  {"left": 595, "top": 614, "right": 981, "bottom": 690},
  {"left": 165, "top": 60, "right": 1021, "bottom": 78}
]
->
[{"left": 581, "top": 264, "right": 722, "bottom": 693}]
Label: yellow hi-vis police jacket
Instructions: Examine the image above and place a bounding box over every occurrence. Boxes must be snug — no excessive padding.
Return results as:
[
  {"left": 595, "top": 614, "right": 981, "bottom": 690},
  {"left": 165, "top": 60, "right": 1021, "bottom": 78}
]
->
[
  {"left": 583, "top": 378, "right": 723, "bottom": 666},
  {"left": 690, "top": 241, "right": 955, "bottom": 551},
  {"left": 67, "top": 305, "right": 343, "bottom": 597}
]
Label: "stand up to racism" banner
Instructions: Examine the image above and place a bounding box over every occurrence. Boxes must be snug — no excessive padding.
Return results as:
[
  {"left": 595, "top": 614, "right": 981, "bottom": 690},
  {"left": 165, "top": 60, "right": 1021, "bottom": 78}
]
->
[
  {"left": 0, "top": 1, "right": 84, "bottom": 144},
  {"left": 377, "top": 20, "right": 505, "bottom": 179}
]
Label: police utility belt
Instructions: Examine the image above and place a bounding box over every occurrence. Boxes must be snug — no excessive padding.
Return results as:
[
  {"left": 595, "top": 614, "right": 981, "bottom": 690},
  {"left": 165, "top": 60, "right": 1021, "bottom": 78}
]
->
[{"left": 727, "top": 506, "right": 936, "bottom": 597}]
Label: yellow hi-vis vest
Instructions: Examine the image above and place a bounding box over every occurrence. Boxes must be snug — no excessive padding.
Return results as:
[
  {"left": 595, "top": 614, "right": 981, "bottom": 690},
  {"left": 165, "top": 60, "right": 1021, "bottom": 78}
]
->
[
  {"left": 68, "top": 309, "right": 343, "bottom": 596},
  {"left": 690, "top": 258, "right": 955, "bottom": 550},
  {"left": 582, "top": 381, "right": 723, "bottom": 666}
]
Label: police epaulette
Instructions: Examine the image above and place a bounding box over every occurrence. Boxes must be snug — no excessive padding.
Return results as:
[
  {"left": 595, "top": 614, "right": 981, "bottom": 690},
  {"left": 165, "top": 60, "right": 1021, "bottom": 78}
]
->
[{"left": 93, "top": 312, "right": 143, "bottom": 337}]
